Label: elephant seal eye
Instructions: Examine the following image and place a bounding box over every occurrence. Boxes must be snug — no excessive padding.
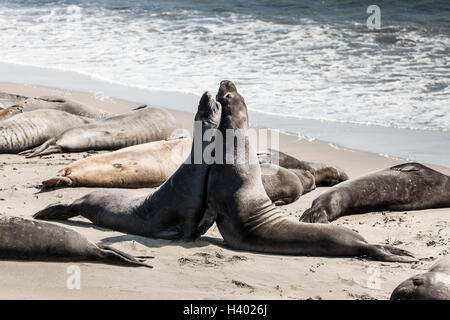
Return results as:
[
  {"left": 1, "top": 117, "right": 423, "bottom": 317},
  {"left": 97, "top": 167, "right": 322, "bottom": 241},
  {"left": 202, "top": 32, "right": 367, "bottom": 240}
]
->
[{"left": 224, "top": 93, "right": 234, "bottom": 99}]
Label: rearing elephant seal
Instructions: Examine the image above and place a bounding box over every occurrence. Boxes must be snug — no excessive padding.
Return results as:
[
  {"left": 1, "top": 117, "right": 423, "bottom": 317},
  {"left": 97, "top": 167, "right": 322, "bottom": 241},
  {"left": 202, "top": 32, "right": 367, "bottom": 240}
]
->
[
  {"left": 204, "top": 80, "right": 414, "bottom": 262},
  {"left": 0, "top": 110, "right": 91, "bottom": 153},
  {"left": 34, "top": 92, "right": 221, "bottom": 241},
  {"left": 21, "top": 106, "right": 180, "bottom": 158},
  {"left": 257, "top": 149, "right": 349, "bottom": 186},
  {"left": 391, "top": 257, "right": 450, "bottom": 300},
  {"left": 300, "top": 163, "right": 450, "bottom": 223},
  {"left": 0, "top": 215, "right": 151, "bottom": 268}
]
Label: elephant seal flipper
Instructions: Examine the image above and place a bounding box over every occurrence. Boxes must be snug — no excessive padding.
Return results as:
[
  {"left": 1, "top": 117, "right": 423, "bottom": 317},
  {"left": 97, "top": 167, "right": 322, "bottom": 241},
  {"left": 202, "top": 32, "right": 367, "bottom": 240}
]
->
[
  {"left": 0, "top": 215, "right": 152, "bottom": 268},
  {"left": 300, "top": 162, "right": 450, "bottom": 223},
  {"left": 205, "top": 80, "right": 415, "bottom": 263}
]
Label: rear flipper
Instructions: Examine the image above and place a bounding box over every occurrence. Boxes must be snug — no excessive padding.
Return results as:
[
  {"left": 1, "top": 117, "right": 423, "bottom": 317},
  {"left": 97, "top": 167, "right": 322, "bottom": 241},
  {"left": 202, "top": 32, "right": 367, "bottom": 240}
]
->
[
  {"left": 95, "top": 244, "right": 153, "bottom": 268},
  {"left": 33, "top": 203, "right": 79, "bottom": 220},
  {"left": 363, "top": 244, "right": 416, "bottom": 263},
  {"left": 19, "top": 137, "right": 62, "bottom": 158}
]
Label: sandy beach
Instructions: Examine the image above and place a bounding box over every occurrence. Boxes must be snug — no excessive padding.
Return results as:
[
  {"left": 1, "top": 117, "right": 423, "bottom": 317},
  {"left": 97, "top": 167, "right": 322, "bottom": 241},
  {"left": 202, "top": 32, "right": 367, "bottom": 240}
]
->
[{"left": 0, "top": 82, "right": 449, "bottom": 300}]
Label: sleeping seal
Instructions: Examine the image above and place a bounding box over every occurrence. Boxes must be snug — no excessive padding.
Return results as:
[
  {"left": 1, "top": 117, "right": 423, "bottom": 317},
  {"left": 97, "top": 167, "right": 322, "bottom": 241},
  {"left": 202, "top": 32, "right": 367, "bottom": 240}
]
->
[
  {"left": 0, "top": 110, "right": 91, "bottom": 153},
  {"left": 0, "top": 215, "right": 151, "bottom": 268},
  {"left": 300, "top": 163, "right": 450, "bottom": 223},
  {"left": 203, "top": 80, "right": 414, "bottom": 262},
  {"left": 0, "top": 93, "right": 111, "bottom": 121},
  {"left": 261, "top": 163, "right": 315, "bottom": 206},
  {"left": 42, "top": 138, "right": 193, "bottom": 188},
  {"left": 391, "top": 257, "right": 450, "bottom": 300},
  {"left": 257, "top": 148, "right": 349, "bottom": 186},
  {"left": 21, "top": 106, "right": 181, "bottom": 158},
  {"left": 34, "top": 92, "right": 221, "bottom": 241}
]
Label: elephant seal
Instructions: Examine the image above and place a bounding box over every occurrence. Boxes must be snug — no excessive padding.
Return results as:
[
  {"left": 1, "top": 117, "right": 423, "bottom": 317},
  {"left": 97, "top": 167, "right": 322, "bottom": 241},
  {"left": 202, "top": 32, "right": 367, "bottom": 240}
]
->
[
  {"left": 258, "top": 149, "right": 349, "bottom": 186},
  {"left": 391, "top": 257, "right": 450, "bottom": 300},
  {"left": 0, "top": 215, "right": 151, "bottom": 268},
  {"left": 34, "top": 92, "right": 221, "bottom": 241},
  {"left": 261, "top": 163, "right": 315, "bottom": 206},
  {"left": 0, "top": 91, "right": 28, "bottom": 109},
  {"left": 300, "top": 163, "right": 450, "bottom": 223},
  {"left": 42, "top": 138, "right": 193, "bottom": 188},
  {"left": 204, "top": 80, "right": 414, "bottom": 262},
  {"left": 0, "top": 110, "right": 91, "bottom": 153},
  {"left": 21, "top": 106, "right": 181, "bottom": 158},
  {"left": 0, "top": 93, "right": 111, "bottom": 121}
]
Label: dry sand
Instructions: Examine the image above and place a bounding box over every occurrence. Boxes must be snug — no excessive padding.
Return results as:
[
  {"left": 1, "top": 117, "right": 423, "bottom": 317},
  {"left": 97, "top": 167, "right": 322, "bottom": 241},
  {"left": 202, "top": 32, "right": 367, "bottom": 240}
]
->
[{"left": 0, "top": 82, "right": 449, "bottom": 300}]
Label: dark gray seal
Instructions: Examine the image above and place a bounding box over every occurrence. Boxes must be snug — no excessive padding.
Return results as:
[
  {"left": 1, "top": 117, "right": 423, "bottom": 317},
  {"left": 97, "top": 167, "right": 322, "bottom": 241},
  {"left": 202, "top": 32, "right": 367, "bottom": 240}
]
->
[
  {"left": 0, "top": 109, "right": 91, "bottom": 153},
  {"left": 391, "top": 257, "right": 450, "bottom": 300},
  {"left": 258, "top": 148, "right": 349, "bottom": 186},
  {"left": 0, "top": 215, "right": 151, "bottom": 267},
  {"left": 261, "top": 163, "right": 315, "bottom": 206},
  {"left": 21, "top": 105, "right": 181, "bottom": 158},
  {"left": 34, "top": 92, "right": 221, "bottom": 241},
  {"left": 203, "top": 80, "right": 414, "bottom": 262},
  {"left": 300, "top": 163, "right": 450, "bottom": 223}
]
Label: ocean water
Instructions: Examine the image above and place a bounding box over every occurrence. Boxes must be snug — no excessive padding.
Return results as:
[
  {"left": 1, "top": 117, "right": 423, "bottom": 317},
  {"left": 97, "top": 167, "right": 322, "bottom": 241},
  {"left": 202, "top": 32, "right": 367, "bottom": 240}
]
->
[{"left": 0, "top": 0, "right": 449, "bottom": 165}]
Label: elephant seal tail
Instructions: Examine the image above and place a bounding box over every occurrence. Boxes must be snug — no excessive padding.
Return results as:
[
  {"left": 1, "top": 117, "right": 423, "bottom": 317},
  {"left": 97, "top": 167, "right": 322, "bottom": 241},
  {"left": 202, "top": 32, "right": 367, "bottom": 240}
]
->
[
  {"left": 362, "top": 244, "right": 416, "bottom": 263},
  {"left": 95, "top": 244, "right": 153, "bottom": 268},
  {"left": 33, "top": 203, "right": 78, "bottom": 220},
  {"left": 19, "top": 137, "right": 62, "bottom": 158}
]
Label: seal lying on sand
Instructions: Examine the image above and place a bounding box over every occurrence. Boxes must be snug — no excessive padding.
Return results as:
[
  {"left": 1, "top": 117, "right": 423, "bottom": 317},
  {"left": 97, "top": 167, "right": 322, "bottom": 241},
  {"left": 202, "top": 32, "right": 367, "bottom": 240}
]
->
[
  {"left": 261, "top": 163, "right": 315, "bottom": 205},
  {"left": 21, "top": 106, "right": 180, "bottom": 158},
  {"left": 391, "top": 257, "right": 450, "bottom": 300},
  {"left": 0, "top": 110, "right": 91, "bottom": 153},
  {"left": 41, "top": 138, "right": 314, "bottom": 205},
  {"left": 42, "top": 138, "right": 193, "bottom": 188},
  {"left": 203, "top": 80, "right": 414, "bottom": 262},
  {"left": 34, "top": 92, "right": 221, "bottom": 241},
  {"left": 0, "top": 91, "right": 27, "bottom": 109},
  {"left": 300, "top": 163, "right": 450, "bottom": 223},
  {"left": 258, "top": 149, "right": 349, "bottom": 186},
  {"left": 0, "top": 215, "right": 151, "bottom": 268},
  {"left": 0, "top": 93, "right": 110, "bottom": 121}
]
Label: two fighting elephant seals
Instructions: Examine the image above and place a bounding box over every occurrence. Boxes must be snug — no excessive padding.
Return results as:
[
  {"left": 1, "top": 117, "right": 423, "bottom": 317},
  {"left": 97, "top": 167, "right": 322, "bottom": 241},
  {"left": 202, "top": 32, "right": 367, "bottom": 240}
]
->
[{"left": 34, "top": 91, "right": 222, "bottom": 240}]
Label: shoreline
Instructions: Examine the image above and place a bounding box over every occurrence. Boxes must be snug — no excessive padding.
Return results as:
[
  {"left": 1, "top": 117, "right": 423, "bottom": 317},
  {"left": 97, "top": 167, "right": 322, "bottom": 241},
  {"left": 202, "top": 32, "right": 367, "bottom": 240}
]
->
[
  {"left": 0, "top": 81, "right": 449, "bottom": 299},
  {"left": 1, "top": 61, "right": 450, "bottom": 167}
]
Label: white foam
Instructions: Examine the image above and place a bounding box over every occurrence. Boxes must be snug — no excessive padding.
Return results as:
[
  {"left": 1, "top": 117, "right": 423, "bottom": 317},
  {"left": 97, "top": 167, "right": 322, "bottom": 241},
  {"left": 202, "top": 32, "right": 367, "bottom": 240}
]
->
[{"left": 0, "top": 3, "right": 448, "bottom": 132}]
